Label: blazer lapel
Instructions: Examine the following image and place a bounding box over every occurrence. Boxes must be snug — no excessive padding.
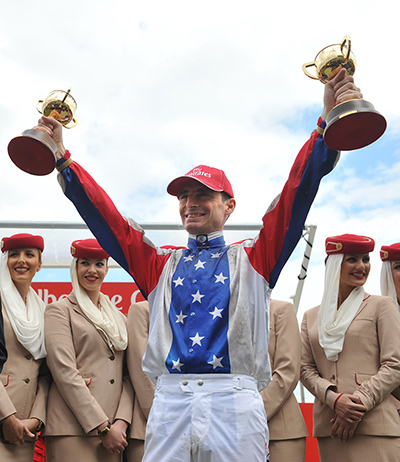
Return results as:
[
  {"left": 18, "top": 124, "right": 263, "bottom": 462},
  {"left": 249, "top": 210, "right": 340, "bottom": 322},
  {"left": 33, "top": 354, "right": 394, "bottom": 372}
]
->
[
  {"left": 351, "top": 292, "right": 371, "bottom": 320},
  {"left": 67, "top": 292, "right": 114, "bottom": 352}
]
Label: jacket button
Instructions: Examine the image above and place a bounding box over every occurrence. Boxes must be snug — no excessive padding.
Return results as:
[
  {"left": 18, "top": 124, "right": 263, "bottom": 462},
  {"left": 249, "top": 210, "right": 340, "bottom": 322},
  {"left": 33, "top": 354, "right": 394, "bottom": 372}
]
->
[
  {"left": 25, "top": 354, "right": 32, "bottom": 360},
  {"left": 24, "top": 378, "right": 30, "bottom": 384},
  {"left": 197, "top": 380, "right": 204, "bottom": 386},
  {"left": 110, "top": 379, "right": 115, "bottom": 384},
  {"left": 109, "top": 355, "right": 115, "bottom": 361},
  {"left": 182, "top": 380, "right": 188, "bottom": 386}
]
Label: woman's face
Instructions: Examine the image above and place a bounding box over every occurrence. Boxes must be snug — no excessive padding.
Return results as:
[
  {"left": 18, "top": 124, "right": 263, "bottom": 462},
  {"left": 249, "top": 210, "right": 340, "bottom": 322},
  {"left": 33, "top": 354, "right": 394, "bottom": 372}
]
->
[
  {"left": 390, "top": 260, "right": 400, "bottom": 302},
  {"left": 7, "top": 247, "right": 42, "bottom": 286},
  {"left": 76, "top": 258, "right": 108, "bottom": 294},
  {"left": 340, "top": 253, "right": 371, "bottom": 291}
]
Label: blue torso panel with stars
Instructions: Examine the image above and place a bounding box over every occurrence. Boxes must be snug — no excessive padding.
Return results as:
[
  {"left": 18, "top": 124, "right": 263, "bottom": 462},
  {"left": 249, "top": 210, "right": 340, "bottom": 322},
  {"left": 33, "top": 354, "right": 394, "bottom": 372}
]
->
[{"left": 167, "top": 235, "right": 231, "bottom": 374}]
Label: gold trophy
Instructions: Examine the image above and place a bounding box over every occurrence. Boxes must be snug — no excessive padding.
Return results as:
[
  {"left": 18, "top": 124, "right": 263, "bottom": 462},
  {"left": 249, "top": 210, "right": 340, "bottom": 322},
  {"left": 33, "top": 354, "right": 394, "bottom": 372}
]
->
[
  {"left": 303, "top": 36, "right": 386, "bottom": 151},
  {"left": 8, "top": 89, "right": 77, "bottom": 175}
]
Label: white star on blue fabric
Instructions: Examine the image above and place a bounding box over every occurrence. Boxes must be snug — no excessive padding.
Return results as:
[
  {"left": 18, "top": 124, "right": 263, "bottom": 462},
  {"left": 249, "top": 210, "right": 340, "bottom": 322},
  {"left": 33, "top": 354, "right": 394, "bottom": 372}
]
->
[
  {"left": 190, "top": 332, "right": 205, "bottom": 346},
  {"left": 211, "top": 252, "right": 221, "bottom": 258},
  {"left": 172, "top": 358, "right": 184, "bottom": 371},
  {"left": 184, "top": 255, "right": 194, "bottom": 262},
  {"left": 173, "top": 276, "right": 185, "bottom": 287},
  {"left": 194, "top": 259, "right": 206, "bottom": 270},
  {"left": 209, "top": 307, "right": 224, "bottom": 319},
  {"left": 214, "top": 272, "right": 228, "bottom": 284},
  {"left": 208, "top": 355, "right": 224, "bottom": 369},
  {"left": 191, "top": 290, "right": 205, "bottom": 303},
  {"left": 176, "top": 311, "right": 188, "bottom": 324}
]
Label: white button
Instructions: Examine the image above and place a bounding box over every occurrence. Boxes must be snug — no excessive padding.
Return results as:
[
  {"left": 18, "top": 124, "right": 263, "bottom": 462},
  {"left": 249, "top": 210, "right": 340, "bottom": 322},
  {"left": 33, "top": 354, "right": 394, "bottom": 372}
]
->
[
  {"left": 182, "top": 380, "right": 188, "bottom": 386},
  {"left": 198, "top": 380, "right": 204, "bottom": 386}
]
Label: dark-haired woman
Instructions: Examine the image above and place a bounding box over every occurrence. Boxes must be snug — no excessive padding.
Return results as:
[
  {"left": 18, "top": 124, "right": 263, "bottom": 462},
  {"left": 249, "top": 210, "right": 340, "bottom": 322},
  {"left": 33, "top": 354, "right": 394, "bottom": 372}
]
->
[
  {"left": 0, "top": 233, "right": 48, "bottom": 461},
  {"left": 380, "top": 242, "right": 400, "bottom": 311},
  {"left": 44, "top": 239, "right": 133, "bottom": 462},
  {"left": 301, "top": 234, "right": 400, "bottom": 461}
]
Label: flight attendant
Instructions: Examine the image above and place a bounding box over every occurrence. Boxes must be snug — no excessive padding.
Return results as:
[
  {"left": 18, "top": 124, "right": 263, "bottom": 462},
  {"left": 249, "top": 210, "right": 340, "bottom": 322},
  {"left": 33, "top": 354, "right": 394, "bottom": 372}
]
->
[
  {"left": 0, "top": 233, "right": 48, "bottom": 462},
  {"left": 380, "top": 242, "right": 400, "bottom": 311},
  {"left": 44, "top": 239, "right": 132, "bottom": 462},
  {"left": 301, "top": 234, "right": 400, "bottom": 461}
]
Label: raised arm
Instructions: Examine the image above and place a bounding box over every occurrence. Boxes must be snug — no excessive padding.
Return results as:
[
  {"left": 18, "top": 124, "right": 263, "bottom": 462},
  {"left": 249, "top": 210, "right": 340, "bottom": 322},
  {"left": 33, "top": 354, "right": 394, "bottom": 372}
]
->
[
  {"left": 34, "top": 117, "right": 171, "bottom": 298},
  {"left": 247, "top": 69, "right": 362, "bottom": 288}
]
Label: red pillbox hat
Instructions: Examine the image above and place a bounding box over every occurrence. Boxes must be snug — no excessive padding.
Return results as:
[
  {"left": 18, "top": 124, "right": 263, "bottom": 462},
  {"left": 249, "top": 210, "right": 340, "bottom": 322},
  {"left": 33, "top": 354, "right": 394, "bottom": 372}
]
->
[
  {"left": 380, "top": 243, "right": 400, "bottom": 262},
  {"left": 325, "top": 234, "right": 375, "bottom": 255},
  {"left": 70, "top": 239, "right": 109, "bottom": 259},
  {"left": 167, "top": 165, "right": 234, "bottom": 198},
  {"left": 1, "top": 233, "right": 44, "bottom": 253}
]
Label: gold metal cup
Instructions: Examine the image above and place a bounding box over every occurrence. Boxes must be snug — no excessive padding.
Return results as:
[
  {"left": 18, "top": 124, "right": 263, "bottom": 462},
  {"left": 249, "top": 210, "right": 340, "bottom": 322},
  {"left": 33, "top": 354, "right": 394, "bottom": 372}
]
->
[
  {"left": 8, "top": 89, "right": 78, "bottom": 175},
  {"left": 303, "top": 36, "right": 386, "bottom": 151},
  {"left": 303, "top": 36, "right": 356, "bottom": 82}
]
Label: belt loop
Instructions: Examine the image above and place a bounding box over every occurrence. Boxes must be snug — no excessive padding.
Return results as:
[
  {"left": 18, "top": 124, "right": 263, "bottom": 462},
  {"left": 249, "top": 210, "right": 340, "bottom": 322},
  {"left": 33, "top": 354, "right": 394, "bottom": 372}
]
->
[{"left": 235, "top": 376, "right": 243, "bottom": 390}]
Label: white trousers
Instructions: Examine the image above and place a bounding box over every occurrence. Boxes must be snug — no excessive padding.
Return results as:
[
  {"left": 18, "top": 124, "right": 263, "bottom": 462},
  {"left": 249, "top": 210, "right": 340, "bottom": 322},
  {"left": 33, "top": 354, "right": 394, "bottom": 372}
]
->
[{"left": 143, "top": 374, "right": 269, "bottom": 462}]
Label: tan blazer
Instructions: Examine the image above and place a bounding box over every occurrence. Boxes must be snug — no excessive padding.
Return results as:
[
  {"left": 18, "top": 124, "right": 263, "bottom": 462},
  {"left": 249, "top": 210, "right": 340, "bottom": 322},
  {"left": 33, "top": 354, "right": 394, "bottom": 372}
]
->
[
  {"left": 260, "top": 300, "right": 308, "bottom": 441},
  {"left": 44, "top": 293, "right": 133, "bottom": 436},
  {"left": 126, "top": 301, "right": 155, "bottom": 441},
  {"left": 301, "top": 294, "right": 400, "bottom": 438},
  {"left": 0, "top": 304, "right": 48, "bottom": 426}
]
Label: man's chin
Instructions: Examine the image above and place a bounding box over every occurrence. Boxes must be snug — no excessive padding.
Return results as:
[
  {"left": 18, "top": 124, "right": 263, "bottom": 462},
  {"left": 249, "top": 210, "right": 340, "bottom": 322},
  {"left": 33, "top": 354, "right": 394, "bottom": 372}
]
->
[{"left": 184, "top": 223, "right": 206, "bottom": 235}]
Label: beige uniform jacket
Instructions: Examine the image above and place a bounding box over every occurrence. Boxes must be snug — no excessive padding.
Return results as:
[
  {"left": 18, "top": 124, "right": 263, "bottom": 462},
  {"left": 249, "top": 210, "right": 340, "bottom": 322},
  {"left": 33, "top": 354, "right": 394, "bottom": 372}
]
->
[
  {"left": 44, "top": 293, "right": 133, "bottom": 436},
  {"left": 126, "top": 301, "right": 155, "bottom": 441},
  {"left": 301, "top": 294, "right": 400, "bottom": 438},
  {"left": 0, "top": 304, "right": 49, "bottom": 426},
  {"left": 260, "top": 300, "right": 308, "bottom": 441}
]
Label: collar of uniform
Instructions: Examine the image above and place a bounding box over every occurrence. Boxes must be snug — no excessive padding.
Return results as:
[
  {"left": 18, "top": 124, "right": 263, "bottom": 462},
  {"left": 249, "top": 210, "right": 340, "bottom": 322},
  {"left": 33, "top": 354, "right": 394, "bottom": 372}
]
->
[{"left": 187, "top": 232, "right": 225, "bottom": 251}]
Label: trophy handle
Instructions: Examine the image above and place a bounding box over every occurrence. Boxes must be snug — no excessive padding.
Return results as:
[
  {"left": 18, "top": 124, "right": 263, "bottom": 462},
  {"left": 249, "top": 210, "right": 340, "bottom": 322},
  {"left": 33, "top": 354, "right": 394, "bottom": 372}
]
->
[
  {"left": 340, "top": 35, "right": 351, "bottom": 60},
  {"left": 302, "top": 62, "right": 320, "bottom": 81},
  {"left": 64, "top": 117, "right": 78, "bottom": 129},
  {"left": 36, "top": 100, "right": 44, "bottom": 114}
]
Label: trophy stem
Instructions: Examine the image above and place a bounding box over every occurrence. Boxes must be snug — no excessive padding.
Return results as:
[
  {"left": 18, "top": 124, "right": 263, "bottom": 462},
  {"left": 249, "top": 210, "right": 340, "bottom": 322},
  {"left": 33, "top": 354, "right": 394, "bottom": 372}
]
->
[{"left": 324, "top": 100, "right": 387, "bottom": 151}]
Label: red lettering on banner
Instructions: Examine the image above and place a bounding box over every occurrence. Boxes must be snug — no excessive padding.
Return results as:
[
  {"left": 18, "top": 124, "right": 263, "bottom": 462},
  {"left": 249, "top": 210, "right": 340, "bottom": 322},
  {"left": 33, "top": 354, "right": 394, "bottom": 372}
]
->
[{"left": 31, "top": 282, "right": 146, "bottom": 316}]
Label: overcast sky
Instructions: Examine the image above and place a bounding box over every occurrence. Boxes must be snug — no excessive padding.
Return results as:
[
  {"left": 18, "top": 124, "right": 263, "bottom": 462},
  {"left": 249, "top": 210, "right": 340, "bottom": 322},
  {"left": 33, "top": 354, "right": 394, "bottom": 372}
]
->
[{"left": 1, "top": 0, "right": 399, "bottom": 322}]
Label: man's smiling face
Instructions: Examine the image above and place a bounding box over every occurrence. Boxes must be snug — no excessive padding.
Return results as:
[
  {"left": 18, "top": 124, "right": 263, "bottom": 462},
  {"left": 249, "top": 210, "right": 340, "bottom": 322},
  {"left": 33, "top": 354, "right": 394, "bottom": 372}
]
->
[{"left": 178, "top": 180, "right": 235, "bottom": 235}]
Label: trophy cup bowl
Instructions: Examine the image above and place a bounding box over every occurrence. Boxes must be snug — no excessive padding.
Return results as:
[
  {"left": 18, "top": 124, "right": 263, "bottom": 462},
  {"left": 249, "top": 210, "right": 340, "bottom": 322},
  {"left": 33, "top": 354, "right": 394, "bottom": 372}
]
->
[
  {"left": 8, "top": 89, "right": 77, "bottom": 175},
  {"left": 303, "top": 36, "right": 386, "bottom": 151}
]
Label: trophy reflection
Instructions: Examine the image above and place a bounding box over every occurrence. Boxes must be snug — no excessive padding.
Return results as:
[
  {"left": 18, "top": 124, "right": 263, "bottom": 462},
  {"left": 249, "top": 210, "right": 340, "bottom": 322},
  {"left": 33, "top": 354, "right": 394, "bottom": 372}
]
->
[
  {"left": 303, "top": 36, "right": 386, "bottom": 151},
  {"left": 8, "top": 89, "right": 77, "bottom": 175}
]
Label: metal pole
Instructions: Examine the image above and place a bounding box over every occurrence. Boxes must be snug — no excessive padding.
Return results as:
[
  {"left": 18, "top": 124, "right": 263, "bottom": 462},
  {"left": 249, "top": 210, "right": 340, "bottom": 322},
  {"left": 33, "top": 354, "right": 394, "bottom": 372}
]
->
[
  {"left": 292, "top": 224, "right": 317, "bottom": 314},
  {"left": 0, "top": 221, "right": 262, "bottom": 231},
  {"left": 290, "top": 224, "right": 317, "bottom": 403}
]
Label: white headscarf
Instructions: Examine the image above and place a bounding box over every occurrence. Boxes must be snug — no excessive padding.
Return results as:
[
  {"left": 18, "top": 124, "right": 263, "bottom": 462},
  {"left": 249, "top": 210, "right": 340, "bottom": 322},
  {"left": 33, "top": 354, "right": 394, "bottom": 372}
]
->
[
  {"left": 380, "top": 261, "right": 400, "bottom": 313},
  {"left": 318, "top": 254, "right": 365, "bottom": 362},
  {"left": 0, "top": 251, "right": 46, "bottom": 359},
  {"left": 70, "top": 258, "right": 128, "bottom": 351}
]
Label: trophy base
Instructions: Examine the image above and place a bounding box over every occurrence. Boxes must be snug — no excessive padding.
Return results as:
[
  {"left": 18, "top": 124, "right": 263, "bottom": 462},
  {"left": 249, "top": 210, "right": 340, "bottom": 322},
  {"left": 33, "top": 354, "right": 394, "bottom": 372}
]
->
[
  {"left": 8, "top": 129, "right": 57, "bottom": 176},
  {"left": 324, "top": 100, "right": 387, "bottom": 151}
]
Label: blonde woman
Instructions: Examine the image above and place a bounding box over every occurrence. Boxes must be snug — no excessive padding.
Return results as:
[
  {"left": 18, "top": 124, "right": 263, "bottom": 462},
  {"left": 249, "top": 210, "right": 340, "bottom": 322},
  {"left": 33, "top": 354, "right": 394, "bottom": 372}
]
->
[
  {"left": 44, "top": 239, "right": 133, "bottom": 462},
  {"left": 0, "top": 233, "right": 48, "bottom": 462},
  {"left": 301, "top": 234, "right": 400, "bottom": 461}
]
